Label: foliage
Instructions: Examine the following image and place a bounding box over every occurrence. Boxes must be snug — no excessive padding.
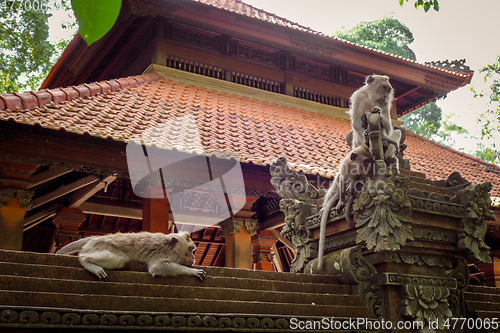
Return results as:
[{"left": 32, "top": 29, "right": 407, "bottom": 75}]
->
[
  {"left": 472, "top": 56, "right": 500, "bottom": 141},
  {"left": 0, "top": 2, "right": 55, "bottom": 93},
  {"left": 400, "top": 103, "right": 442, "bottom": 137},
  {"left": 335, "top": 16, "right": 416, "bottom": 61},
  {"left": 471, "top": 55, "right": 500, "bottom": 164},
  {"left": 71, "top": 0, "right": 122, "bottom": 45},
  {"left": 432, "top": 114, "right": 468, "bottom": 147},
  {"left": 399, "top": 0, "right": 439, "bottom": 12}
]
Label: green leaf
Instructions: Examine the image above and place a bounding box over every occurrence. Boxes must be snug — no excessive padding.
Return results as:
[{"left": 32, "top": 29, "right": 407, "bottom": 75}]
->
[
  {"left": 424, "top": 2, "right": 431, "bottom": 12},
  {"left": 399, "top": 0, "right": 405, "bottom": 6},
  {"left": 71, "top": 0, "right": 122, "bottom": 46},
  {"left": 433, "top": 0, "right": 440, "bottom": 11}
]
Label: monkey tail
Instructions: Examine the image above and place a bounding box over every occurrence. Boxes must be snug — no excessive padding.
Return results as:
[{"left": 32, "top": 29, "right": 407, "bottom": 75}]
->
[
  {"left": 55, "top": 238, "right": 90, "bottom": 255},
  {"left": 317, "top": 193, "right": 336, "bottom": 272},
  {"left": 345, "top": 195, "right": 356, "bottom": 229}
]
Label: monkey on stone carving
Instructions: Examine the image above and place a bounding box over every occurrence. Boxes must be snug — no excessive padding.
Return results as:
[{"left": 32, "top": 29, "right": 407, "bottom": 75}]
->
[
  {"left": 56, "top": 231, "right": 206, "bottom": 281},
  {"left": 317, "top": 145, "right": 373, "bottom": 271},
  {"left": 348, "top": 75, "right": 401, "bottom": 168}
]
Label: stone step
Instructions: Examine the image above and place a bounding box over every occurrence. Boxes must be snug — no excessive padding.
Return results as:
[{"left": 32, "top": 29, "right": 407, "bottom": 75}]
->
[
  {"left": 467, "top": 285, "right": 500, "bottom": 295},
  {"left": 0, "top": 250, "right": 338, "bottom": 285},
  {"left": 0, "top": 290, "right": 371, "bottom": 318},
  {"left": 466, "top": 300, "right": 500, "bottom": 312},
  {"left": 465, "top": 292, "right": 500, "bottom": 304},
  {"left": 0, "top": 262, "right": 348, "bottom": 294},
  {"left": 0, "top": 275, "right": 360, "bottom": 307}
]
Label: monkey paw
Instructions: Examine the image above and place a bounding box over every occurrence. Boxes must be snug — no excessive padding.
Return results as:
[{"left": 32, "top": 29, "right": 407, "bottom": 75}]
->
[
  {"left": 370, "top": 106, "right": 381, "bottom": 113},
  {"left": 192, "top": 268, "right": 206, "bottom": 280},
  {"left": 94, "top": 268, "right": 107, "bottom": 281}
]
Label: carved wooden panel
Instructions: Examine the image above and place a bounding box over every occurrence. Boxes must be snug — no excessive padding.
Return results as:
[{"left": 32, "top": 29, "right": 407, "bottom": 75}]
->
[
  {"left": 166, "top": 55, "right": 226, "bottom": 80},
  {"left": 233, "top": 40, "right": 278, "bottom": 66},
  {"left": 293, "top": 87, "right": 348, "bottom": 108},
  {"left": 231, "top": 71, "right": 283, "bottom": 93},
  {"left": 169, "top": 23, "right": 221, "bottom": 52}
]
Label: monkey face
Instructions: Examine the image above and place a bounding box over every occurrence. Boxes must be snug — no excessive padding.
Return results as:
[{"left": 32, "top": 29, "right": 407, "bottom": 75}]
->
[{"left": 172, "top": 232, "right": 197, "bottom": 267}]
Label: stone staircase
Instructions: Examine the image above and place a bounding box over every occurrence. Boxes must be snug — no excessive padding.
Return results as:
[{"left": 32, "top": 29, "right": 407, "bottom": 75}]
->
[
  {"left": 0, "top": 249, "right": 374, "bottom": 332},
  {"left": 466, "top": 285, "right": 500, "bottom": 331}
]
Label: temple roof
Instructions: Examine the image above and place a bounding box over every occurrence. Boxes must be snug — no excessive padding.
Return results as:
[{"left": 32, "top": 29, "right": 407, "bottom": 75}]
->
[
  {"left": 192, "top": 0, "right": 472, "bottom": 78},
  {"left": 1, "top": 72, "right": 499, "bottom": 197}
]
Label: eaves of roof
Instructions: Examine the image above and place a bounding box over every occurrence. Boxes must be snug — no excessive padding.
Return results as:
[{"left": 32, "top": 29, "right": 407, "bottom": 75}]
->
[
  {"left": 192, "top": 0, "right": 473, "bottom": 80},
  {"left": 1, "top": 72, "right": 498, "bottom": 197}
]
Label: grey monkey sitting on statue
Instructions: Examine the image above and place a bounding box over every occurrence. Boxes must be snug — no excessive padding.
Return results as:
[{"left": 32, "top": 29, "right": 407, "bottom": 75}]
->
[
  {"left": 317, "top": 145, "right": 373, "bottom": 271},
  {"left": 56, "top": 231, "right": 206, "bottom": 281},
  {"left": 348, "top": 74, "right": 401, "bottom": 170}
]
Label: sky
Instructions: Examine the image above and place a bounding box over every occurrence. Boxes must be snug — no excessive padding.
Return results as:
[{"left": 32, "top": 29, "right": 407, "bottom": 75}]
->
[{"left": 47, "top": 0, "right": 500, "bottom": 155}]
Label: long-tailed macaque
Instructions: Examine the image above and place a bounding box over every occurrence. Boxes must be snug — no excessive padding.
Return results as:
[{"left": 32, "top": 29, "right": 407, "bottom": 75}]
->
[
  {"left": 348, "top": 75, "right": 401, "bottom": 166},
  {"left": 56, "top": 231, "right": 206, "bottom": 281},
  {"left": 317, "top": 146, "right": 373, "bottom": 271}
]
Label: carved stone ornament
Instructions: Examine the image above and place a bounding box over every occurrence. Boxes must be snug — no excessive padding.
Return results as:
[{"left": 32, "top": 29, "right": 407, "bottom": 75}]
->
[
  {"left": 353, "top": 160, "right": 414, "bottom": 252},
  {"left": 451, "top": 182, "right": 495, "bottom": 264},
  {"left": 218, "top": 217, "right": 257, "bottom": 237},
  {"left": 0, "top": 308, "right": 290, "bottom": 330},
  {"left": 270, "top": 157, "right": 325, "bottom": 204},
  {"left": 270, "top": 157, "right": 323, "bottom": 272},
  {"left": 446, "top": 258, "right": 469, "bottom": 318},
  {"left": 0, "top": 187, "right": 33, "bottom": 210},
  {"left": 400, "top": 284, "right": 453, "bottom": 332}
]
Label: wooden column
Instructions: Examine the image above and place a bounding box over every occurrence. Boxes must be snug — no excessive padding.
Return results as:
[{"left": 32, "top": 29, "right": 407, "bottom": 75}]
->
[
  {"left": 49, "top": 207, "right": 87, "bottom": 253},
  {"left": 0, "top": 162, "right": 36, "bottom": 250},
  {"left": 142, "top": 185, "right": 171, "bottom": 234},
  {"left": 251, "top": 230, "right": 278, "bottom": 271},
  {"left": 220, "top": 217, "right": 257, "bottom": 269}
]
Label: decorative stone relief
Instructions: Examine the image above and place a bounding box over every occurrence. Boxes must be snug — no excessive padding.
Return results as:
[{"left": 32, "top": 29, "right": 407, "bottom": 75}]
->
[
  {"left": 0, "top": 187, "right": 33, "bottom": 210},
  {"left": 451, "top": 182, "right": 495, "bottom": 264},
  {"left": 385, "top": 251, "right": 454, "bottom": 268},
  {"left": 270, "top": 157, "right": 322, "bottom": 272},
  {"left": 0, "top": 309, "right": 290, "bottom": 330},
  {"left": 379, "top": 273, "right": 455, "bottom": 332},
  {"left": 446, "top": 258, "right": 469, "bottom": 318},
  {"left": 353, "top": 160, "right": 414, "bottom": 252},
  {"left": 218, "top": 217, "right": 257, "bottom": 237},
  {"left": 400, "top": 284, "right": 453, "bottom": 331},
  {"left": 408, "top": 188, "right": 465, "bottom": 218}
]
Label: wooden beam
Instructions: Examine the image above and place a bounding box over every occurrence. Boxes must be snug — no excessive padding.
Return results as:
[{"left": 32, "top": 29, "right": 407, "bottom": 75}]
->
[
  {"left": 272, "top": 244, "right": 284, "bottom": 272},
  {"left": 270, "top": 228, "right": 294, "bottom": 251},
  {"left": 23, "top": 203, "right": 64, "bottom": 231},
  {"left": 80, "top": 201, "right": 143, "bottom": 220},
  {"left": 28, "top": 169, "right": 72, "bottom": 189},
  {"left": 68, "top": 174, "right": 117, "bottom": 208},
  {"left": 30, "top": 175, "right": 100, "bottom": 209}
]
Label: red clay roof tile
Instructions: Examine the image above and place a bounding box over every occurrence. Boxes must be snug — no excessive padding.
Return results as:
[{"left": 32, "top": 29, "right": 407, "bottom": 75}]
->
[{"left": 1, "top": 73, "right": 498, "bottom": 197}]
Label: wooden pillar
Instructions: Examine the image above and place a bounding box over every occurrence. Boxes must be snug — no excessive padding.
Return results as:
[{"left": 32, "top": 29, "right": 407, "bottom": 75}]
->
[
  {"left": 0, "top": 162, "right": 36, "bottom": 250},
  {"left": 251, "top": 230, "right": 278, "bottom": 271},
  {"left": 142, "top": 185, "right": 171, "bottom": 234},
  {"left": 49, "top": 207, "right": 86, "bottom": 253},
  {"left": 219, "top": 217, "right": 257, "bottom": 269},
  {"left": 476, "top": 258, "right": 500, "bottom": 287}
]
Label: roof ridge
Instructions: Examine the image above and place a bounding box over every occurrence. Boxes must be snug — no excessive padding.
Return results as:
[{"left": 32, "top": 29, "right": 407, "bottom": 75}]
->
[
  {"left": 0, "top": 73, "right": 163, "bottom": 111},
  {"left": 406, "top": 130, "right": 500, "bottom": 174}
]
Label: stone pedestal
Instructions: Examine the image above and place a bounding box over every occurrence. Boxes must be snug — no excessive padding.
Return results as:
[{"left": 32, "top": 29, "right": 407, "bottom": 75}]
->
[
  {"left": 251, "top": 230, "right": 278, "bottom": 271},
  {"left": 219, "top": 217, "right": 257, "bottom": 269}
]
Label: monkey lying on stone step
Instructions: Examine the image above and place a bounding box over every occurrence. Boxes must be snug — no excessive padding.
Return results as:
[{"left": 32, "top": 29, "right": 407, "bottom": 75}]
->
[{"left": 56, "top": 231, "right": 206, "bottom": 281}]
